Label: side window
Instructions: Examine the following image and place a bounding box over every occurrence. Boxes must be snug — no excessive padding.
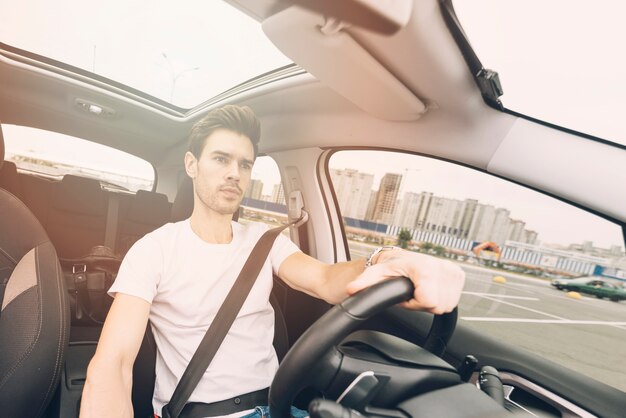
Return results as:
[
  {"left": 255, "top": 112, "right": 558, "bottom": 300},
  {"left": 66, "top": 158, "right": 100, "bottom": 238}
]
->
[
  {"left": 328, "top": 150, "right": 626, "bottom": 392},
  {"left": 3, "top": 124, "right": 154, "bottom": 192},
  {"left": 240, "top": 155, "right": 288, "bottom": 231}
]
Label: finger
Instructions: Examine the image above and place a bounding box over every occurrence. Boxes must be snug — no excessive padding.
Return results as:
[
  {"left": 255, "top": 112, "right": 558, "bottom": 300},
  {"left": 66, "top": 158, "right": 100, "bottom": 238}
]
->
[
  {"left": 346, "top": 263, "right": 392, "bottom": 295},
  {"left": 399, "top": 293, "right": 437, "bottom": 312}
]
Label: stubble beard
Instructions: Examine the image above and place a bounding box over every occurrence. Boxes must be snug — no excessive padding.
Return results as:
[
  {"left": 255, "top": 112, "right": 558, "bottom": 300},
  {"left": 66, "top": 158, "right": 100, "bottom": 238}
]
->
[{"left": 195, "top": 184, "right": 242, "bottom": 216}]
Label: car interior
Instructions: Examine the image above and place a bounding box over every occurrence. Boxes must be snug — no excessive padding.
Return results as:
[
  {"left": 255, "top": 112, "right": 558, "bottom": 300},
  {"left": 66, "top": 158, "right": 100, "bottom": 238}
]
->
[{"left": 1, "top": 0, "right": 625, "bottom": 417}]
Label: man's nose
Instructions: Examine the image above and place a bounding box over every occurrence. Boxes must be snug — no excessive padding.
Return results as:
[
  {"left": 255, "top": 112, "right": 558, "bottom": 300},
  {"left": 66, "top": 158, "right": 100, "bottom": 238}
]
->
[{"left": 225, "top": 161, "right": 241, "bottom": 181}]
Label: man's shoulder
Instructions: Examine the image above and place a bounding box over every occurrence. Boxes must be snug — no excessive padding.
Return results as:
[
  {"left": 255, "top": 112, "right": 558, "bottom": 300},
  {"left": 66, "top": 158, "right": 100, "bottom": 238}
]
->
[{"left": 128, "top": 220, "right": 186, "bottom": 253}]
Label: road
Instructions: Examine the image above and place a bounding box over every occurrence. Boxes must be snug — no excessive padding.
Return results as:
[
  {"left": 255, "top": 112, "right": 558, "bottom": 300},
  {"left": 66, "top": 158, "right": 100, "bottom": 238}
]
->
[{"left": 348, "top": 241, "right": 626, "bottom": 392}]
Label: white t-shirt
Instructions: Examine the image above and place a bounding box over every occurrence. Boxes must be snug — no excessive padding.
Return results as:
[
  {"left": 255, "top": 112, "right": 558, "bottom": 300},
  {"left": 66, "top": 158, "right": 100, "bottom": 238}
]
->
[{"left": 108, "top": 219, "right": 300, "bottom": 416}]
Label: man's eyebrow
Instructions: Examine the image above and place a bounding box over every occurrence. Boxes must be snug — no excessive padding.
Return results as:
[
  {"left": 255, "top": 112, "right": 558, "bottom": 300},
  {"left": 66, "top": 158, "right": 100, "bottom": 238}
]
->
[{"left": 210, "top": 150, "right": 254, "bottom": 165}]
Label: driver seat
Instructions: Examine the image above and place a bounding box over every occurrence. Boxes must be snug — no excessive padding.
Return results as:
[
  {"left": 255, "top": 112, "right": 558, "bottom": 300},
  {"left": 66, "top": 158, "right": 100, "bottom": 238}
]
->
[{"left": 0, "top": 123, "right": 70, "bottom": 417}]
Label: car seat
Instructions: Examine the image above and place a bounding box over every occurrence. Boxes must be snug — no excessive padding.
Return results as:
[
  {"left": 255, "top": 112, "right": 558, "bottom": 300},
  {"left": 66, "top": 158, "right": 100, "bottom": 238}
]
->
[{"left": 0, "top": 123, "right": 70, "bottom": 417}]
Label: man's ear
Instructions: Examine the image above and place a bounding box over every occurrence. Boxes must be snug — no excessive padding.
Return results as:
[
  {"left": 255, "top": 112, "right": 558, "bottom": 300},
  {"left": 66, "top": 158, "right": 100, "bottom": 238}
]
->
[{"left": 184, "top": 151, "right": 198, "bottom": 179}]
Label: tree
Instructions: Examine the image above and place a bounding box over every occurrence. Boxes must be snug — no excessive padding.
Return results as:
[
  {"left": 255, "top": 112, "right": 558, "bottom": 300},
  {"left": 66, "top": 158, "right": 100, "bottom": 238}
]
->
[{"left": 397, "top": 228, "right": 412, "bottom": 249}]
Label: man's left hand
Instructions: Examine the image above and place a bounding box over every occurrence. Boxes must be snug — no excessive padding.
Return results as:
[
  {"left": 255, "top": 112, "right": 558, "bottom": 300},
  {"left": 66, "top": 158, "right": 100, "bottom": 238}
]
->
[{"left": 346, "top": 249, "right": 465, "bottom": 314}]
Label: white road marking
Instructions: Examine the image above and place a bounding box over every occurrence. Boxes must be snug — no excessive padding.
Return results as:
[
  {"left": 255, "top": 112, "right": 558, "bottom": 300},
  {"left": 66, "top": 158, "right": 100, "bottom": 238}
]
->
[
  {"left": 461, "top": 317, "right": 626, "bottom": 326},
  {"left": 469, "top": 293, "right": 567, "bottom": 320},
  {"left": 463, "top": 292, "right": 539, "bottom": 301}
]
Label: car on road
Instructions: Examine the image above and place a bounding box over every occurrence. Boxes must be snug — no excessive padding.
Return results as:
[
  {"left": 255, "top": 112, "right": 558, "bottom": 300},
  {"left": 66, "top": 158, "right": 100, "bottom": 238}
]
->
[
  {"left": 552, "top": 277, "right": 626, "bottom": 302},
  {"left": 1, "top": 1, "right": 625, "bottom": 418}
]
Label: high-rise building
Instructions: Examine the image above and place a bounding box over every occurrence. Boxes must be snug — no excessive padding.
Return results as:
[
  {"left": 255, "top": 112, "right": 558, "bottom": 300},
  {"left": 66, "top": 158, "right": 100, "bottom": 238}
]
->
[
  {"left": 414, "top": 191, "right": 433, "bottom": 229},
  {"left": 330, "top": 168, "right": 374, "bottom": 220},
  {"left": 468, "top": 204, "right": 496, "bottom": 242},
  {"left": 522, "top": 229, "right": 538, "bottom": 245},
  {"left": 423, "top": 196, "right": 462, "bottom": 234},
  {"left": 456, "top": 199, "right": 479, "bottom": 239},
  {"left": 507, "top": 219, "right": 526, "bottom": 242},
  {"left": 245, "top": 179, "right": 264, "bottom": 200},
  {"left": 365, "top": 190, "right": 378, "bottom": 221},
  {"left": 394, "top": 192, "right": 422, "bottom": 228},
  {"left": 372, "top": 173, "right": 402, "bottom": 224},
  {"left": 271, "top": 183, "right": 285, "bottom": 205},
  {"left": 490, "top": 208, "right": 512, "bottom": 245}
]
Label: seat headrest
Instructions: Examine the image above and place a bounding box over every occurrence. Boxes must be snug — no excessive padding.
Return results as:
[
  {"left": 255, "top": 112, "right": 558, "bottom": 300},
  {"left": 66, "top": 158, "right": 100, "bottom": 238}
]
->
[
  {"left": 171, "top": 176, "right": 193, "bottom": 222},
  {"left": 128, "top": 190, "right": 170, "bottom": 225},
  {"left": 52, "top": 175, "right": 106, "bottom": 215},
  {"left": 0, "top": 123, "right": 5, "bottom": 169},
  {"left": 170, "top": 175, "right": 239, "bottom": 222}
]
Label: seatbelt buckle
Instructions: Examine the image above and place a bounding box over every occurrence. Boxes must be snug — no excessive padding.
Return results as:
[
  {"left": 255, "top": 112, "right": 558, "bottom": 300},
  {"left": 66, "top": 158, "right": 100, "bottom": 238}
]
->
[
  {"left": 72, "top": 264, "right": 87, "bottom": 275},
  {"left": 72, "top": 264, "right": 89, "bottom": 320}
]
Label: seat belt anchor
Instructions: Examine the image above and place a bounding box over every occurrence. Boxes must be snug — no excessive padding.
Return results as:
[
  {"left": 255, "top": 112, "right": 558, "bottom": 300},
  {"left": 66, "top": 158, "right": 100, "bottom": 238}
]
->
[{"left": 288, "top": 190, "right": 308, "bottom": 228}]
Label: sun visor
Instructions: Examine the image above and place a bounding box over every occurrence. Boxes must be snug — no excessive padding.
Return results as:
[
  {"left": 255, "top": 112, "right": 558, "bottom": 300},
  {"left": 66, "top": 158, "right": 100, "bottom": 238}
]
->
[{"left": 262, "top": 7, "right": 426, "bottom": 121}]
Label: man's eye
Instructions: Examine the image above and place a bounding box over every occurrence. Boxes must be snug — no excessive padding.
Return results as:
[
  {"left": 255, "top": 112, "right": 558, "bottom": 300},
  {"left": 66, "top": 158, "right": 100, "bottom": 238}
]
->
[
  {"left": 215, "top": 156, "right": 227, "bottom": 163},
  {"left": 241, "top": 163, "right": 252, "bottom": 170}
]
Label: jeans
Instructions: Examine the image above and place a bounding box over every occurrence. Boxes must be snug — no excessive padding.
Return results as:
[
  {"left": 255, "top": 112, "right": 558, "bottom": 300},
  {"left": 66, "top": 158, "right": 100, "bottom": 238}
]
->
[{"left": 240, "top": 405, "right": 309, "bottom": 418}]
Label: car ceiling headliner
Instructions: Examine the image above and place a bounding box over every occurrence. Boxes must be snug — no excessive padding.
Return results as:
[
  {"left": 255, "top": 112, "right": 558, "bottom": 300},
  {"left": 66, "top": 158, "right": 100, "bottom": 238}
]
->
[{"left": 0, "top": 0, "right": 508, "bottom": 169}]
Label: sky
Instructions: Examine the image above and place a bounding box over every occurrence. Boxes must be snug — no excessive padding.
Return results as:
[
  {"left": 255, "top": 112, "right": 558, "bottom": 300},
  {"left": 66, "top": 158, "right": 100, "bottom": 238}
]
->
[
  {"left": 1, "top": 0, "right": 624, "bottom": 250},
  {"left": 0, "top": 0, "right": 291, "bottom": 108},
  {"left": 453, "top": 0, "right": 626, "bottom": 146}
]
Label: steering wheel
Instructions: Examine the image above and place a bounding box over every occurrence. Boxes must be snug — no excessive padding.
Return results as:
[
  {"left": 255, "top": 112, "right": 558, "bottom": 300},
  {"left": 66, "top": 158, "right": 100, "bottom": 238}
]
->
[{"left": 269, "top": 277, "right": 458, "bottom": 418}]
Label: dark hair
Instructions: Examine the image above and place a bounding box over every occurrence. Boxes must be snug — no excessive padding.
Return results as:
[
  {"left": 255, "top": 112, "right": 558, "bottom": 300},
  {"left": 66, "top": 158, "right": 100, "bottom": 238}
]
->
[{"left": 187, "top": 105, "right": 260, "bottom": 158}]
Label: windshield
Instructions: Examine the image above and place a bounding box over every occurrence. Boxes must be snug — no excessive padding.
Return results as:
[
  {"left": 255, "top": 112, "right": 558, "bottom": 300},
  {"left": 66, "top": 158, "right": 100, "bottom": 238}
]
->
[
  {"left": 0, "top": 0, "right": 292, "bottom": 109},
  {"left": 453, "top": 0, "right": 626, "bottom": 146}
]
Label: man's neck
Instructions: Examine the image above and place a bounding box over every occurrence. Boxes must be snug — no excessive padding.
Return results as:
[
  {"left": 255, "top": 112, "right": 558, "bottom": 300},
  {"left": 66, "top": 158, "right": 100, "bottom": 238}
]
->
[{"left": 189, "top": 208, "right": 234, "bottom": 244}]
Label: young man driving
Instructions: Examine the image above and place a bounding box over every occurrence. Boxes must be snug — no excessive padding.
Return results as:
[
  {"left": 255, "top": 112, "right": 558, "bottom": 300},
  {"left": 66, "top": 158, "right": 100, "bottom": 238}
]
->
[{"left": 80, "top": 105, "right": 465, "bottom": 418}]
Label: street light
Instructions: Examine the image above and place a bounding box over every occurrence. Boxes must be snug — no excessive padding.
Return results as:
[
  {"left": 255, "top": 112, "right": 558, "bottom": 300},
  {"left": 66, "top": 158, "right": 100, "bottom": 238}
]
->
[{"left": 161, "top": 53, "right": 200, "bottom": 102}]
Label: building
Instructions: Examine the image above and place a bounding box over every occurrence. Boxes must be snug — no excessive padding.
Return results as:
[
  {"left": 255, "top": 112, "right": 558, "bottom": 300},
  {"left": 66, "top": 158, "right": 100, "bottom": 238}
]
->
[
  {"left": 394, "top": 192, "right": 422, "bottom": 229},
  {"left": 490, "top": 208, "right": 512, "bottom": 245},
  {"left": 364, "top": 191, "right": 378, "bottom": 222},
  {"left": 371, "top": 173, "right": 402, "bottom": 224},
  {"left": 330, "top": 168, "right": 374, "bottom": 220},
  {"left": 522, "top": 229, "right": 538, "bottom": 245},
  {"left": 456, "top": 199, "right": 479, "bottom": 239},
  {"left": 423, "top": 196, "right": 462, "bottom": 235},
  {"left": 271, "top": 183, "right": 285, "bottom": 205},
  {"left": 468, "top": 204, "right": 496, "bottom": 243},
  {"left": 414, "top": 191, "right": 433, "bottom": 229},
  {"left": 501, "top": 241, "right": 607, "bottom": 276},
  {"left": 508, "top": 219, "right": 526, "bottom": 242},
  {"left": 245, "top": 179, "right": 264, "bottom": 200}
]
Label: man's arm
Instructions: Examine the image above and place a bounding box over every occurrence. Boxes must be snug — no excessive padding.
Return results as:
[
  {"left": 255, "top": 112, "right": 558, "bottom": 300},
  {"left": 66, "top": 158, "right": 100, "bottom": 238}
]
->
[
  {"left": 278, "top": 248, "right": 465, "bottom": 314},
  {"left": 79, "top": 294, "right": 151, "bottom": 418}
]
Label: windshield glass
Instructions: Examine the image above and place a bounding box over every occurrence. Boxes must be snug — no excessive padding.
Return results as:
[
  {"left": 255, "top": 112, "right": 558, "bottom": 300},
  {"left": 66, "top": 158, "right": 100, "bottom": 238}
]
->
[
  {"left": 0, "top": 0, "right": 291, "bottom": 109},
  {"left": 453, "top": 0, "right": 626, "bottom": 146}
]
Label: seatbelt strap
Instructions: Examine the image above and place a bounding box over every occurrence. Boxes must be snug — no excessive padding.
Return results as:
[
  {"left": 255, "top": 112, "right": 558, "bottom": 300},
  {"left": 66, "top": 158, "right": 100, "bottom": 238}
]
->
[
  {"left": 0, "top": 266, "right": 11, "bottom": 319},
  {"left": 104, "top": 193, "right": 120, "bottom": 251},
  {"left": 162, "top": 217, "right": 305, "bottom": 418}
]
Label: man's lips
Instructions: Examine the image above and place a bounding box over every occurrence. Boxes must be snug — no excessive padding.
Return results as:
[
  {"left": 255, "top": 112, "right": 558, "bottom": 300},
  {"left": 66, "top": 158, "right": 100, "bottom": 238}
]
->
[{"left": 220, "top": 186, "right": 241, "bottom": 197}]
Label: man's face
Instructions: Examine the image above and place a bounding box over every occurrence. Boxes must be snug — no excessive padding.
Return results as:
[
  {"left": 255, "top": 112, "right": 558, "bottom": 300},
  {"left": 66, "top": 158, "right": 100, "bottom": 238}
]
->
[{"left": 185, "top": 128, "right": 255, "bottom": 216}]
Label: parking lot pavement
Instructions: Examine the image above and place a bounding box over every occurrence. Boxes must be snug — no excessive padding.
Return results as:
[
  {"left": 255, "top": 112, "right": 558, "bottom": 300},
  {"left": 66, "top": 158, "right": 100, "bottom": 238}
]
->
[
  {"left": 458, "top": 265, "right": 626, "bottom": 392},
  {"left": 345, "top": 242, "right": 626, "bottom": 391}
]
